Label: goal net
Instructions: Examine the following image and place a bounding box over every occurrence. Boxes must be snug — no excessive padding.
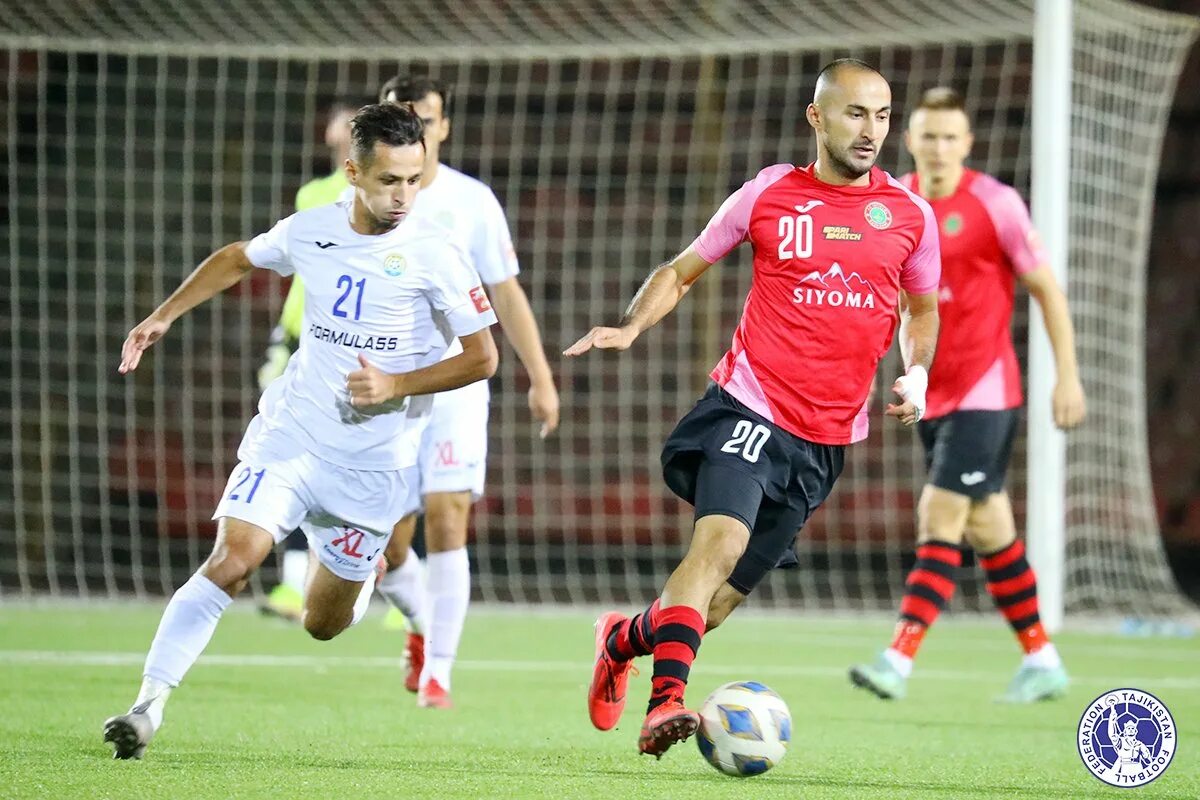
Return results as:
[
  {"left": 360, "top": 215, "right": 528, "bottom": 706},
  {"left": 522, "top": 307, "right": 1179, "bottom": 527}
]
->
[{"left": 1, "top": 0, "right": 1195, "bottom": 618}]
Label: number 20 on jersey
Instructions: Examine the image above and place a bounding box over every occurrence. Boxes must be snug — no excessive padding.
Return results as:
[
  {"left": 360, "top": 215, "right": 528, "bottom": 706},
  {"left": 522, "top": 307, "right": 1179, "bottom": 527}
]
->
[{"left": 778, "top": 211, "right": 814, "bottom": 259}]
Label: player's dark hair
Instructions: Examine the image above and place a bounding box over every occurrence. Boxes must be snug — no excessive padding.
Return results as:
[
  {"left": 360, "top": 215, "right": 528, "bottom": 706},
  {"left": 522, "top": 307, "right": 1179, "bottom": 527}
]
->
[
  {"left": 378, "top": 74, "right": 454, "bottom": 117},
  {"left": 349, "top": 103, "right": 425, "bottom": 164},
  {"left": 815, "top": 58, "right": 883, "bottom": 85},
  {"left": 915, "top": 86, "right": 966, "bottom": 113}
]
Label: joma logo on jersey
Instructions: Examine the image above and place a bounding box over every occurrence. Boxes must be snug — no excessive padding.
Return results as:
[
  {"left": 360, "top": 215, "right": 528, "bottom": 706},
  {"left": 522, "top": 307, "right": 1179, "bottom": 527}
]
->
[
  {"left": 822, "top": 225, "right": 863, "bottom": 241},
  {"left": 792, "top": 262, "right": 877, "bottom": 309}
]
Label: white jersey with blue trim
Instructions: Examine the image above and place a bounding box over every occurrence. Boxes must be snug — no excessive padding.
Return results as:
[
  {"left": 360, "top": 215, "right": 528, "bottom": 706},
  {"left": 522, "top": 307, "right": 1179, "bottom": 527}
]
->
[{"left": 244, "top": 199, "right": 497, "bottom": 470}]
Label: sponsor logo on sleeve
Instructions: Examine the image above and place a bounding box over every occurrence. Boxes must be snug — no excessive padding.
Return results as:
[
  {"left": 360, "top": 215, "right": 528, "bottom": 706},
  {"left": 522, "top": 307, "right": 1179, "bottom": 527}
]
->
[{"left": 470, "top": 286, "right": 492, "bottom": 314}]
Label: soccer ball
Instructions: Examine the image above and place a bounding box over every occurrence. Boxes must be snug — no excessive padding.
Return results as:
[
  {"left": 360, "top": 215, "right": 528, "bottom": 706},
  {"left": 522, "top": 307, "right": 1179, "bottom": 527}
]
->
[{"left": 695, "top": 681, "right": 791, "bottom": 777}]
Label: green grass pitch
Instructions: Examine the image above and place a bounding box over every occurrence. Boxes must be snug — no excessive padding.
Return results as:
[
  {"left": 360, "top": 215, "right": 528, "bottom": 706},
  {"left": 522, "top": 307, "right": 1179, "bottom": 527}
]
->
[{"left": 0, "top": 604, "right": 1196, "bottom": 799}]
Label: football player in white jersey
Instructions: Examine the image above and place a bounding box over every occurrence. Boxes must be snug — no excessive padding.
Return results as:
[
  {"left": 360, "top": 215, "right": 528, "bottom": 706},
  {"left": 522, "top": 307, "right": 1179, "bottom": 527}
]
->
[
  {"left": 362, "top": 75, "right": 560, "bottom": 708},
  {"left": 103, "top": 103, "right": 498, "bottom": 760}
]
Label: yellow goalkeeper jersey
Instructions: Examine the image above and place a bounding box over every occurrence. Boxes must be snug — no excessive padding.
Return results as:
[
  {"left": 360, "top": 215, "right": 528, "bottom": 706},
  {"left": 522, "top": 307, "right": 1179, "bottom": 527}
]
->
[{"left": 278, "top": 170, "right": 350, "bottom": 340}]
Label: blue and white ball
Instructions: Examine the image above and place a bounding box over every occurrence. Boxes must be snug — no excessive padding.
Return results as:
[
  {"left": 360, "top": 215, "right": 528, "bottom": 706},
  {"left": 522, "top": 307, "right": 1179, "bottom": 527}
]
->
[{"left": 695, "top": 681, "right": 791, "bottom": 777}]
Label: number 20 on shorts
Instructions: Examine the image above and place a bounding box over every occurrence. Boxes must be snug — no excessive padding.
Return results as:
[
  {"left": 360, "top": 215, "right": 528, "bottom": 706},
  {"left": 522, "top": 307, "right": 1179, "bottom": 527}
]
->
[{"left": 720, "top": 420, "right": 771, "bottom": 463}]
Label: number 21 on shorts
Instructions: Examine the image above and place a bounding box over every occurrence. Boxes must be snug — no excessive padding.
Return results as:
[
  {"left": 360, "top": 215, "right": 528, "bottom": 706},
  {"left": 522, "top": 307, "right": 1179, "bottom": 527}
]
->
[
  {"left": 720, "top": 419, "right": 771, "bottom": 463},
  {"left": 227, "top": 466, "right": 266, "bottom": 503}
]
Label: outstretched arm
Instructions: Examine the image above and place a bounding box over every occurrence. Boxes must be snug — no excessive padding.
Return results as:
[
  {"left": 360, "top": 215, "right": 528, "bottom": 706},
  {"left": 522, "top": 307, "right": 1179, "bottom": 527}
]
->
[
  {"left": 563, "top": 245, "right": 713, "bottom": 356},
  {"left": 885, "top": 289, "right": 939, "bottom": 426},
  {"left": 119, "top": 242, "right": 255, "bottom": 374},
  {"left": 488, "top": 276, "right": 560, "bottom": 438},
  {"left": 1021, "top": 266, "right": 1086, "bottom": 429}
]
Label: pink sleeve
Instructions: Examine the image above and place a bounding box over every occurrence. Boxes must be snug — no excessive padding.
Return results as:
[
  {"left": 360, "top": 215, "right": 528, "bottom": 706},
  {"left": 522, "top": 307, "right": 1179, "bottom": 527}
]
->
[
  {"left": 900, "top": 195, "right": 941, "bottom": 294},
  {"left": 972, "top": 178, "right": 1046, "bottom": 276},
  {"left": 691, "top": 164, "right": 794, "bottom": 263}
]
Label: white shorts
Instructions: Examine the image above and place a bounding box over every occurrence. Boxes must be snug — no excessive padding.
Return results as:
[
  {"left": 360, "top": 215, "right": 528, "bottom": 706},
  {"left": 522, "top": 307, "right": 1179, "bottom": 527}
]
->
[
  {"left": 407, "top": 380, "right": 489, "bottom": 514},
  {"left": 213, "top": 417, "right": 419, "bottom": 582}
]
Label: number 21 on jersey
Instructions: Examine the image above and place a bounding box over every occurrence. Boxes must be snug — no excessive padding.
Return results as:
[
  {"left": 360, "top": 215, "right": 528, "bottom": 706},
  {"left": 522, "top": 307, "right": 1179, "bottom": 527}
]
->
[{"left": 332, "top": 274, "right": 366, "bottom": 320}]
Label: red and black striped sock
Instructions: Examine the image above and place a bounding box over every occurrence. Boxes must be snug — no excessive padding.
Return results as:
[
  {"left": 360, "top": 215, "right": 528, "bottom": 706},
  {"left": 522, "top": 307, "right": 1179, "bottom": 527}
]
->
[
  {"left": 890, "top": 540, "right": 961, "bottom": 659},
  {"left": 605, "top": 599, "right": 660, "bottom": 662},
  {"left": 647, "top": 605, "right": 704, "bottom": 712},
  {"left": 981, "top": 538, "right": 1049, "bottom": 654}
]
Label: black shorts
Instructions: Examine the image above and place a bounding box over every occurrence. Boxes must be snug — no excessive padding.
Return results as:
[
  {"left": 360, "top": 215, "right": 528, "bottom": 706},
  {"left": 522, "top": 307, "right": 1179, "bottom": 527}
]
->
[
  {"left": 661, "top": 384, "right": 845, "bottom": 594},
  {"left": 917, "top": 409, "right": 1018, "bottom": 500}
]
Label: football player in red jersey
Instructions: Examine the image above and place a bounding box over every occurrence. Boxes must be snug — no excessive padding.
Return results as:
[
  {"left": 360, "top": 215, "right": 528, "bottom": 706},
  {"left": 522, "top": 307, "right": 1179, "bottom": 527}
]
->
[
  {"left": 850, "top": 87, "right": 1086, "bottom": 704},
  {"left": 566, "top": 59, "right": 941, "bottom": 758}
]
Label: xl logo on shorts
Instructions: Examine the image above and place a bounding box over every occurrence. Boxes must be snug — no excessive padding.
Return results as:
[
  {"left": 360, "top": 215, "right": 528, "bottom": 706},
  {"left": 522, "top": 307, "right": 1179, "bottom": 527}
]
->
[
  {"left": 435, "top": 441, "right": 460, "bottom": 468},
  {"left": 330, "top": 527, "right": 366, "bottom": 559}
]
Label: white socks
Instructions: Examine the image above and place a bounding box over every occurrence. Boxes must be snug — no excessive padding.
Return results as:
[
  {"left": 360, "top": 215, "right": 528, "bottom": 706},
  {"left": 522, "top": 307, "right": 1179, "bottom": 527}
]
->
[
  {"left": 1023, "top": 642, "right": 1063, "bottom": 670},
  {"left": 133, "top": 677, "right": 173, "bottom": 730},
  {"left": 376, "top": 547, "right": 426, "bottom": 634},
  {"left": 351, "top": 569, "right": 378, "bottom": 626},
  {"left": 139, "top": 573, "right": 232, "bottom": 722},
  {"left": 281, "top": 548, "right": 308, "bottom": 595},
  {"left": 883, "top": 647, "right": 914, "bottom": 678},
  {"left": 421, "top": 548, "right": 470, "bottom": 690}
]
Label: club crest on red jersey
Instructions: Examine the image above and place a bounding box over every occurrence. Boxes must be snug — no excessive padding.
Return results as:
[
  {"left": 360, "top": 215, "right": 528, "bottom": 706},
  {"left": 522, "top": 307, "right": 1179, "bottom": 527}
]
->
[
  {"left": 864, "top": 201, "right": 892, "bottom": 230},
  {"left": 943, "top": 212, "right": 964, "bottom": 236}
]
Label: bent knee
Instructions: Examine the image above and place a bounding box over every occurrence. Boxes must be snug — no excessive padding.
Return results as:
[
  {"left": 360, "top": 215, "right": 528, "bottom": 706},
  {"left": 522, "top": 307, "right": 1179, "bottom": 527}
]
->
[
  {"left": 705, "top": 585, "right": 745, "bottom": 631},
  {"left": 200, "top": 551, "right": 259, "bottom": 594},
  {"left": 303, "top": 612, "right": 349, "bottom": 641},
  {"left": 694, "top": 538, "right": 748, "bottom": 576},
  {"left": 705, "top": 606, "right": 731, "bottom": 632},
  {"left": 917, "top": 488, "right": 971, "bottom": 544}
]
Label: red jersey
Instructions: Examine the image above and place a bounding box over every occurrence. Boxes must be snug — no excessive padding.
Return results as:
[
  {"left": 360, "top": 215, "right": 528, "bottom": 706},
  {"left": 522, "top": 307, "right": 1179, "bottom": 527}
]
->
[
  {"left": 899, "top": 169, "right": 1045, "bottom": 420},
  {"left": 693, "top": 164, "right": 940, "bottom": 445}
]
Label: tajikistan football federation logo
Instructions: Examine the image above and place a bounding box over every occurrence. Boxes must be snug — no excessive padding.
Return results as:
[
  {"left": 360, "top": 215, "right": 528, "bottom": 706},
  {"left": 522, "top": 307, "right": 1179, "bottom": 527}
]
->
[
  {"left": 1077, "top": 688, "right": 1176, "bottom": 787},
  {"left": 864, "top": 201, "right": 892, "bottom": 230},
  {"left": 383, "top": 253, "right": 407, "bottom": 277}
]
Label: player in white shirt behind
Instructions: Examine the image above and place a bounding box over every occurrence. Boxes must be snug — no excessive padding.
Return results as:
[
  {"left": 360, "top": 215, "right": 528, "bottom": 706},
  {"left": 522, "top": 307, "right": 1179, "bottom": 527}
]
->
[
  {"left": 103, "top": 103, "right": 498, "bottom": 760},
  {"left": 366, "top": 75, "right": 560, "bottom": 709}
]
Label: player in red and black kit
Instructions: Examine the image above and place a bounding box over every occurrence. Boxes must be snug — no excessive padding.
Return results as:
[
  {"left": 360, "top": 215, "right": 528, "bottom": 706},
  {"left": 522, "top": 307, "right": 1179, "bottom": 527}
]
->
[
  {"left": 849, "top": 88, "right": 1086, "bottom": 704},
  {"left": 566, "top": 59, "right": 941, "bottom": 758}
]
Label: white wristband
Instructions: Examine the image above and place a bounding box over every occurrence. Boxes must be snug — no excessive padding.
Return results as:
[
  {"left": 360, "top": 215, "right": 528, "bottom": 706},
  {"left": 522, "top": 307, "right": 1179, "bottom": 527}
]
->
[{"left": 895, "top": 365, "right": 928, "bottom": 420}]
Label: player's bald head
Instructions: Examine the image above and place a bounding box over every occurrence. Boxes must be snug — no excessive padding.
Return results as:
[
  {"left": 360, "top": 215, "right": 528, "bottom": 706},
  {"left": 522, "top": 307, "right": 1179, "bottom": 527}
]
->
[
  {"left": 814, "top": 59, "right": 888, "bottom": 107},
  {"left": 806, "top": 59, "right": 891, "bottom": 183}
]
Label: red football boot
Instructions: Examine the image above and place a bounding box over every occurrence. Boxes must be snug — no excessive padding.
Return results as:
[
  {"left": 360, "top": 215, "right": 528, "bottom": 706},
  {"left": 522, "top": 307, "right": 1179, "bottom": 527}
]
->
[
  {"left": 417, "top": 677, "right": 452, "bottom": 709},
  {"left": 588, "top": 612, "right": 639, "bottom": 730},
  {"left": 403, "top": 633, "right": 425, "bottom": 694},
  {"left": 638, "top": 698, "right": 699, "bottom": 758}
]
